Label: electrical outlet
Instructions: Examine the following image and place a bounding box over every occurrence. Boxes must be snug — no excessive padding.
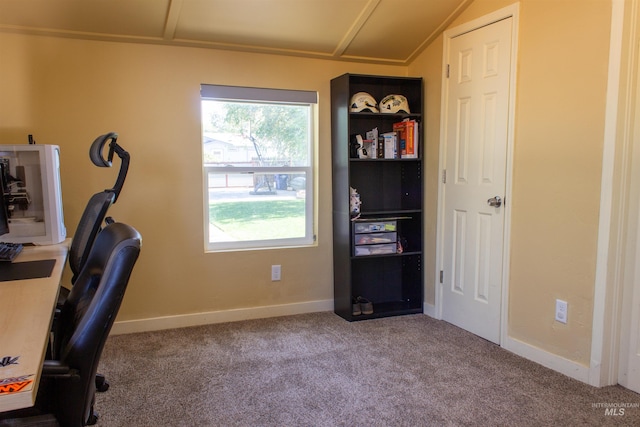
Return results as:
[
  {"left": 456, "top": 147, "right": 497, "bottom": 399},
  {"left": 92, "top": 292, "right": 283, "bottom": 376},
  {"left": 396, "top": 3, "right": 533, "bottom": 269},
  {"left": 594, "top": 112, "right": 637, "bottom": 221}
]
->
[
  {"left": 271, "top": 265, "right": 281, "bottom": 281},
  {"left": 555, "top": 299, "right": 568, "bottom": 324}
]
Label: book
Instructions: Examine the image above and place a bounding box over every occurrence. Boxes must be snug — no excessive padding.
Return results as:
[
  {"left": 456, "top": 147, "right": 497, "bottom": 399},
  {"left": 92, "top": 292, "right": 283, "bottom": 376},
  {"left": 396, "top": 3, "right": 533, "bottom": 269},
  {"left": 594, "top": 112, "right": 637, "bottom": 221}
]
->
[
  {"left": 381, "top": 132, "right": 398, "bottom": 159},
  {"left": 365, "top": 127, "right": 379, "bottom": 159},
  {"left": 393, "top": 119, "right": 418, "bottom": 159},
  {"left": 410, "top": 120, "right": 419, "bottom": 159},
  {"left": 377, "top": 137, "right": 384, "bottom": 159}
]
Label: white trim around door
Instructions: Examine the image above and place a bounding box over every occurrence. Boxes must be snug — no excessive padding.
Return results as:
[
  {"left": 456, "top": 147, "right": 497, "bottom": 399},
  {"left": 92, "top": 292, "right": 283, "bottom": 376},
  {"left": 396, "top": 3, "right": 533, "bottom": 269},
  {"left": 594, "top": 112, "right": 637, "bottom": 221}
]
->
[{"left": 435, "top": 3, "right": 519, "bottom": 347}]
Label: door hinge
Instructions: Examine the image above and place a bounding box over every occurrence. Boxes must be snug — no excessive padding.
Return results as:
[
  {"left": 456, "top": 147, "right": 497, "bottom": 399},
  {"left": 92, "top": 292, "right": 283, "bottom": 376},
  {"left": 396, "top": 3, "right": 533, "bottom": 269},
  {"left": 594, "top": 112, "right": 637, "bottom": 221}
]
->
[
  {"left": 442, "top": 169, "right": 447, "bottom": 184},
  {"left": 446, "top": 64, "right": 450, "bottom": 78},
  {"left": 440, "top": 270, "right": 444, "bottom": 284}
]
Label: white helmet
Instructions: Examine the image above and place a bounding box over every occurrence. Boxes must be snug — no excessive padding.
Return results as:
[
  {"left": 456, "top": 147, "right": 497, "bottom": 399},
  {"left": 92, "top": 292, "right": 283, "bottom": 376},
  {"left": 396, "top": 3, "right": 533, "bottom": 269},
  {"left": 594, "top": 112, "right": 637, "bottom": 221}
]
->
[
  {"left": 350, "top": 92, "right": 378, "bottom": 113},
  {"left": 379, "top": 94, "right": 410, "bottom": 114}
]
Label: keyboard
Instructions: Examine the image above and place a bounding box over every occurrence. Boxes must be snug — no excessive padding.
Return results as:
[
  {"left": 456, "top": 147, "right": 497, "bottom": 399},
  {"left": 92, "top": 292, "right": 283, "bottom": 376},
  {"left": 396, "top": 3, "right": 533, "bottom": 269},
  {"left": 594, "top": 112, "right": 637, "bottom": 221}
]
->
[{"left": 0, "top": 242, "right": 23, "bottom": 262}]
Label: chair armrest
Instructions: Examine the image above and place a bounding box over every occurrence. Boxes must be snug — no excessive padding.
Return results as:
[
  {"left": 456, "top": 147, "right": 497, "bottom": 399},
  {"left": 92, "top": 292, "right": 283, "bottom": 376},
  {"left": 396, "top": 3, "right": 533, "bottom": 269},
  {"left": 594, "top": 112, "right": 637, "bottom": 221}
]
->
[{"left": 41, "top": 361, "right": 80, "bottom": 381}]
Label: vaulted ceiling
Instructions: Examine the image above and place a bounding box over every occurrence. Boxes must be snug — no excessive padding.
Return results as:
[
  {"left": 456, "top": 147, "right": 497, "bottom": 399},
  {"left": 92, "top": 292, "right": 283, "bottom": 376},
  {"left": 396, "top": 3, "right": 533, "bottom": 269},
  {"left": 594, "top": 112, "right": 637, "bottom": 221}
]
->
[{"left": 0, "top": 0, "right": 472, "bottom": 65}]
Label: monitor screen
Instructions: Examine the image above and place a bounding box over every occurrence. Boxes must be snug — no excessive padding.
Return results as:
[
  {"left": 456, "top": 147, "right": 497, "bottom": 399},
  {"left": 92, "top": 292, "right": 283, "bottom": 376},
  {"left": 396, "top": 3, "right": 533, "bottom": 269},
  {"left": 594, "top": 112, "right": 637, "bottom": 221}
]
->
[{"left": 0, "top": 164, "right": 10, "bottom": 237}]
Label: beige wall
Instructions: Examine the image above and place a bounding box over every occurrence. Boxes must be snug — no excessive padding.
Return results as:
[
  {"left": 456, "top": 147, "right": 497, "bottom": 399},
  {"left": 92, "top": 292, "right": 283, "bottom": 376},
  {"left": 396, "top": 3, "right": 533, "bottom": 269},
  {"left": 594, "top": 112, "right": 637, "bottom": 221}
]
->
[
  {"left": 510, "top": 0, "right": 610, "bottom": 366},
  {"left": 410, "top": 0, "right": 612, "bottom": 366},
  {"left": 0, "top": 32, "right": 406, "bottom": 322}
]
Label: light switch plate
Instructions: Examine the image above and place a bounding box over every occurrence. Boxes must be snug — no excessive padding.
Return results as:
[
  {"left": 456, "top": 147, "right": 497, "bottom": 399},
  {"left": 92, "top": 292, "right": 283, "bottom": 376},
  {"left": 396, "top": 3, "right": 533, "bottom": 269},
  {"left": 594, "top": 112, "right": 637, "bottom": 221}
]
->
[{"left": 271, "top": 265, "right": 281, "bottom": 281}]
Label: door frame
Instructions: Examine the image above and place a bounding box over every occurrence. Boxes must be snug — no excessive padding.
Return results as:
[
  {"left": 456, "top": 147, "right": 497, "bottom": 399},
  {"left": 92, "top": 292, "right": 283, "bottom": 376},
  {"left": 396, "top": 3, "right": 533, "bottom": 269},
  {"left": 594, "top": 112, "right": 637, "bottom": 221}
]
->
[
  {"left": 435, "top": 3, "right": 520, "bottom": 346},
  {"left": 592, "top": 0, "right": 640, "bottom": 388}
]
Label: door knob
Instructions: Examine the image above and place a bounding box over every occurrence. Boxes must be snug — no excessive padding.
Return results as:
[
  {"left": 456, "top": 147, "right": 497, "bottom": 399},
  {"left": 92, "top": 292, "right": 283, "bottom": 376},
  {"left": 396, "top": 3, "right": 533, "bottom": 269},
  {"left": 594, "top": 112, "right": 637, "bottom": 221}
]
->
[{"left": 487, "top": 196, "right": 502, "bottom": 207}]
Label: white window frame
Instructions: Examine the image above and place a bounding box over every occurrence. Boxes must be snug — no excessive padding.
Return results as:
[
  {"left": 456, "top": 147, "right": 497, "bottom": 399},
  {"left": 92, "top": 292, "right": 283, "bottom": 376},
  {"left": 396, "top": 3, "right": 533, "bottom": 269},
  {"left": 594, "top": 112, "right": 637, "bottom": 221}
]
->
[{"left": 201, "top": 84, "right": 317, "bottom": 252}]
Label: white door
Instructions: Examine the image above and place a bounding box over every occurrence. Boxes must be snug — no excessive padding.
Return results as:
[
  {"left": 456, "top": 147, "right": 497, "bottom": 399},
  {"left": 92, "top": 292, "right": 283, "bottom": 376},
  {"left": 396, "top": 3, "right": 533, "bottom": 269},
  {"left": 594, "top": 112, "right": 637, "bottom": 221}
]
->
[{"left": 440, "top": 17, "right": 513, "bottom": 344}]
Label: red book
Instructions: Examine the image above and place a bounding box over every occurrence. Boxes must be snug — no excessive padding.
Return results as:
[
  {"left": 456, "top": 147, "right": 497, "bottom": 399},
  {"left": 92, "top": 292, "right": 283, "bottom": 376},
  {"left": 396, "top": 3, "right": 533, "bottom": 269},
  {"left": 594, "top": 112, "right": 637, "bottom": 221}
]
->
[{"left": 393, "top": 119, "right": 417, "bottom": 158}]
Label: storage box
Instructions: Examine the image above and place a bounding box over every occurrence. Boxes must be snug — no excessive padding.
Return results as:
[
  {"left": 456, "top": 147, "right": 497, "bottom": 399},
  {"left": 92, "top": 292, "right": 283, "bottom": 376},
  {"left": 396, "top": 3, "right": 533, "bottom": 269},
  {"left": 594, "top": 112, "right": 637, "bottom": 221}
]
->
[
  {"left": 353, "top": 221, "right": 397, "bottom": 233},
  {"left": 354, "top": 232, "right": 397, "bottom": 246},
  {"left": 354, "top": 243, "right": 397, "bottom": 256},
  {"left": 353, "top": 220, "right": 398, "bottom": 256}
]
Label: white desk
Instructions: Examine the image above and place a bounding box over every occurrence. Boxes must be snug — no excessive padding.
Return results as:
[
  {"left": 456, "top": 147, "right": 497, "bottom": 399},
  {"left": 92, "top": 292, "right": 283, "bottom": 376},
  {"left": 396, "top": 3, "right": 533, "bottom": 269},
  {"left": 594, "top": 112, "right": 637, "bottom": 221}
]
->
[{"left": 0, "top": 240, "right": 70, "bottom": 413}]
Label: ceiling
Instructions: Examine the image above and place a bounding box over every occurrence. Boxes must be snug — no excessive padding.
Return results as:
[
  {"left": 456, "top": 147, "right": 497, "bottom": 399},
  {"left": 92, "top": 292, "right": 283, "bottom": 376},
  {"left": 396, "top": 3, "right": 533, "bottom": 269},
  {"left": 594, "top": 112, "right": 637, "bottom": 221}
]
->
[{"left": 0, "top": 0, "right": 472, "bottom": 65}]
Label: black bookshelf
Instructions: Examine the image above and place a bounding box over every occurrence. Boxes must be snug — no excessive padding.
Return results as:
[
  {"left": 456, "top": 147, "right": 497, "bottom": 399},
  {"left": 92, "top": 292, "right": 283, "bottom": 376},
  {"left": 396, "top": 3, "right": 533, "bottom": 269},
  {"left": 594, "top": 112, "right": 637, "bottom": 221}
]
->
[{"left": 331, "top": 73, "right": 424, "bottom": 321}]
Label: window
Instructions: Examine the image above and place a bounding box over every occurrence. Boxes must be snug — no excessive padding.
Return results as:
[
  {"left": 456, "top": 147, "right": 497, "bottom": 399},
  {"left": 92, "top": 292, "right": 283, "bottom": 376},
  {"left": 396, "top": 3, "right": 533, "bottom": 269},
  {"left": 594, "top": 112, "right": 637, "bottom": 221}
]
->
[{"left": 201, "top": 84, "right": 317, "bottom": 251}]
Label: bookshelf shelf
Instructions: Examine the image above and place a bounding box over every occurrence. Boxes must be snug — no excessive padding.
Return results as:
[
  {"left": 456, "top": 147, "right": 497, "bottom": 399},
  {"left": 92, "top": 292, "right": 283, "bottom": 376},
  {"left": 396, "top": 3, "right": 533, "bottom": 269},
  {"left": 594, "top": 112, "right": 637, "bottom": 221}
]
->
[
  {"left": 331, "top": 73, "right": 424, "bottom": 322},
  {"left": 349, "top": 158, "right": 421, "bottom": 162},
  {"left": 350, "top": 250, "right": 422, "bottom": 260}
]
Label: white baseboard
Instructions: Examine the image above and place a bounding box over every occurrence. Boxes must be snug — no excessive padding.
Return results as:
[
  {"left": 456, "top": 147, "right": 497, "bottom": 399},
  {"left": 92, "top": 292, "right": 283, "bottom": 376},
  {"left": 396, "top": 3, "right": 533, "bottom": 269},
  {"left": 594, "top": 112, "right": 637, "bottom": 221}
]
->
[
  {"left": 423, "top": 301, "right": 437, "bottom": 318},
  {"left": 504, "top": 336, "right": 591, "bottom": 384},
  {"left": 110, "top": 299, "right": 334, "bottom": 335}
]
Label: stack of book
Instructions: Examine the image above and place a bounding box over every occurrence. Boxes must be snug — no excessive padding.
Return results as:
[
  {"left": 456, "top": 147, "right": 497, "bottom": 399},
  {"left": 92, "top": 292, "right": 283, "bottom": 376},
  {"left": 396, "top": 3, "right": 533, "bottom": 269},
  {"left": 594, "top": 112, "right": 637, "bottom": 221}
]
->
[
  {"left": 355, "top": 120, "right": 419, "bottom": 160},
  {"left": 393, "top": 119, "right": 419, "bottom": 159}
]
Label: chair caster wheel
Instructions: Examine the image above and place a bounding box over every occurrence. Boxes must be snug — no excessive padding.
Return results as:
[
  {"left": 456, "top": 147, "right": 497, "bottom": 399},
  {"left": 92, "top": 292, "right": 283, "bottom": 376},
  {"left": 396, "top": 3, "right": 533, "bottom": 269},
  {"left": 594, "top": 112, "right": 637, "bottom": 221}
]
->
[
  {"left": 96, "top": 374, "right": 110, "bottom": 392},
  {"left": 97, "top": 381, "right": 109, "bottom": 392}
]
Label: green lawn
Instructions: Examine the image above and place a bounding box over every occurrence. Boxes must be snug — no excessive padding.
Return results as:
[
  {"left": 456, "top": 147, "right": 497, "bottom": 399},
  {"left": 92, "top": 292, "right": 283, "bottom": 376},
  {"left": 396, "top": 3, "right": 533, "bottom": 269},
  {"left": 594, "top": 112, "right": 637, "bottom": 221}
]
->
[{"left": 210, "top": 199, "right": 305, "bottom": 240}]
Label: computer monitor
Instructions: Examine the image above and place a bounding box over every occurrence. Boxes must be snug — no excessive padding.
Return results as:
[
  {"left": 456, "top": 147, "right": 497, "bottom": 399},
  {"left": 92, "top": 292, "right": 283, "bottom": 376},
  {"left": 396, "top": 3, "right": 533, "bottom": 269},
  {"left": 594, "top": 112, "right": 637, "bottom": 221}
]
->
[{"left": 0, "top": 164, "right": 10, "bottom": 237}]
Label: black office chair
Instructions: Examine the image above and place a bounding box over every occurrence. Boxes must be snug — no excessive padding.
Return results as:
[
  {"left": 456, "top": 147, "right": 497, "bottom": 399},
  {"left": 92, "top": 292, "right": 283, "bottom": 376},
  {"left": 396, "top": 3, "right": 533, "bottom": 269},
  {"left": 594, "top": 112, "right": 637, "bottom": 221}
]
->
[
  {"left": 54, "top": 133, "right": 130, "bottom": 392},
  {"left": 0, "top": 222, "right": 142, "bottom": 427}
]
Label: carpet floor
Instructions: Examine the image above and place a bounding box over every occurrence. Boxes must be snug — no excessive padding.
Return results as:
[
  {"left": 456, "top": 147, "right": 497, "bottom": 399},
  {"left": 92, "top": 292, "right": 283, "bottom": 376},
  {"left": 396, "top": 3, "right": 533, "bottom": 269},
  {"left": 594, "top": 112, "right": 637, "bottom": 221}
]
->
[{"left": 94, "top": 312, "right": 640, "bottom": 426}]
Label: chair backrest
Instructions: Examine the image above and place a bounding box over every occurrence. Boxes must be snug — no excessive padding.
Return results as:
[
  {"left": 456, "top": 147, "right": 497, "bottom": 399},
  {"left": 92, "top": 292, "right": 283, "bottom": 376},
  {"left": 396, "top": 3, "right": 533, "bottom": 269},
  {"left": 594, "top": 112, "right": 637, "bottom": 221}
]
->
[
  {"left": 68, "top": 190, "right": 115, "bottom": 282},
  {"left": 68, "top": 132, "right": 130, "bottom": 283},
  {"left": 51, "top": 222, "right": 141, "bottom": 426}
]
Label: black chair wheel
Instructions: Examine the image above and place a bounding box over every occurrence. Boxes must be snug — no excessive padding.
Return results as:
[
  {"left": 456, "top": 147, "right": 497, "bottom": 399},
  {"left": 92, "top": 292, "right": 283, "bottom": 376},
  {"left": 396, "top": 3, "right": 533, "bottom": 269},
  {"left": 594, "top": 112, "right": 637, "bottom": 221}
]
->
[
  {"left": 95, "top": 374, "right": 110, "bottom": 392},
  {"left": 87, "top": 412, "right": 99, "bottom": 425}
]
